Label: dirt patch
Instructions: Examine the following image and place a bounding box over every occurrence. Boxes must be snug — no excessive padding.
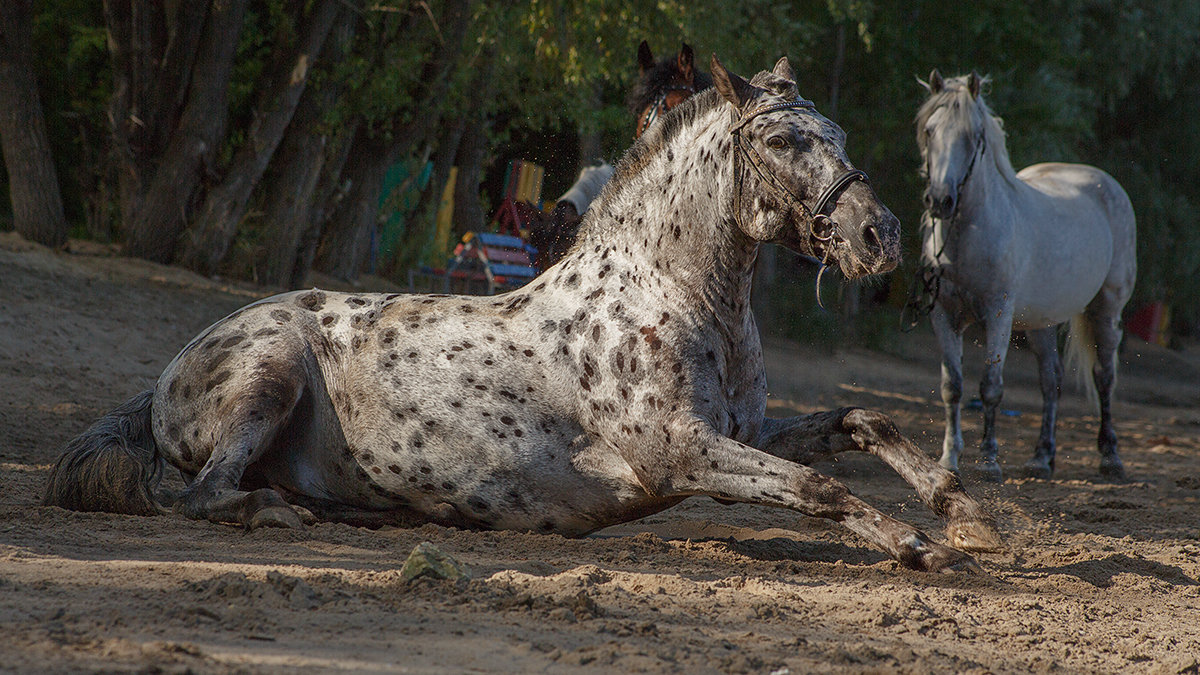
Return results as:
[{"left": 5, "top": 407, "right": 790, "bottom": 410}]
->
[{"left": 3, "top": 231, "right": 1199, "bottom": 673}]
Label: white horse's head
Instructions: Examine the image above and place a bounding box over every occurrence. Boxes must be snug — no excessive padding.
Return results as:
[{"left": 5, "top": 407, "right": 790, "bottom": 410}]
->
[
  {"left": 712, "top": 56, "right": 901, "bottom": 278},
  {"left": 916, "top": 70, "right": 993, "bottom": 219}
]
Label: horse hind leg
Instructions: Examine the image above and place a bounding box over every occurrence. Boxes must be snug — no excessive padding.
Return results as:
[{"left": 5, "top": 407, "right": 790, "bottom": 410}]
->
[
  {"left": 1021, "top": 326, "right": 1062, "bottom": 479},
  {"left": 172, "top": 361, "right": 310, "bottom": 529},
  {"left": 1086, "top": 307, "right": 1127, "bottom": 481}
]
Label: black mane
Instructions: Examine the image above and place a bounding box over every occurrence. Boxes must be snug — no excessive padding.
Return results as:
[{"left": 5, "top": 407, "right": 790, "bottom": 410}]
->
[{"left": 626, "top": 57, "right": 714, "bottom": 115}]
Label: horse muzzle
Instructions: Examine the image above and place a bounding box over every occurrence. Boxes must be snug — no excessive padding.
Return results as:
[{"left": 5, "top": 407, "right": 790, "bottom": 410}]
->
[{"left": 923, "top": 186, "right": 957, "bottom": 220}]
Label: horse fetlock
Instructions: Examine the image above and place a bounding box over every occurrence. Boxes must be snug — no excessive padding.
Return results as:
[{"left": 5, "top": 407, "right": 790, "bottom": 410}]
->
[{"left": 839, "top": 408, "right": 902, "bottom": 447}]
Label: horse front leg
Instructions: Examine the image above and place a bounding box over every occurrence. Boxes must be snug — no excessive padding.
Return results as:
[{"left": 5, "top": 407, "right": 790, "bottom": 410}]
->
[
  {"left": 930, "top": 306, "right": 964, "bottom": 473},
  {"left": 639, "top": 420, "right": 983, "bottom": 572},
  {"left": 1022, "top": 326, "right": 1062, "bottom": 479},
  {"left": 976, "top": 309, "right": 1015, "bottom": 482},
  {"left": 757, "top": 409, "right": 1002, "bottom": 553}
]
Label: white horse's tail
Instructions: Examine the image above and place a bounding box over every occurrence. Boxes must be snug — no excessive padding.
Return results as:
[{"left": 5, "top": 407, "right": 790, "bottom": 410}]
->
[{"left": 1065, "top": 314, "right": 1100, "bottom": 411}]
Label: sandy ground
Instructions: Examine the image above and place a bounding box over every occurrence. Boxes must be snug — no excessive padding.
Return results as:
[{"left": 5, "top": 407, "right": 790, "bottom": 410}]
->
[{"left": 2, "top": 230, "right": 1200, "bottom": 674}]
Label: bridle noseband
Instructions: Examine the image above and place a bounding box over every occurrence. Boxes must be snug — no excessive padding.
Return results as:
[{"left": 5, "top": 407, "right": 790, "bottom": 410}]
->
[
  {"left": 729, "top": 98, "right": 868, "bottom": 255},
  {"left": 637, "top": 84, "right": 696, "bottom": 138}
]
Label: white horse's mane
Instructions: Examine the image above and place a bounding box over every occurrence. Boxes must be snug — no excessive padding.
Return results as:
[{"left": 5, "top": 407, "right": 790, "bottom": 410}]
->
[{"left": 916, "top": 76, "right": 1022, "bottom": 190}]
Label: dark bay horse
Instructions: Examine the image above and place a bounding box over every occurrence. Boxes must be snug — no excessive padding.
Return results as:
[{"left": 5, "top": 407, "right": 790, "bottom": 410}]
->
[
  {"left": 531, "top": 41, "right": 714, "bottom": 271},
  {"left": 46, "top": 57, "right": 1001, "bottom": 572}
]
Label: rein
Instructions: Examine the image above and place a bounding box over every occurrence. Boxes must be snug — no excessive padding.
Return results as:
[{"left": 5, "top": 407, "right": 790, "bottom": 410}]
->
[
  {"left": 901, "top": 126, "right": 986, "bottom": 330},
  {"left": 730, "top": 98, "right": 869, "bottom": 307}
]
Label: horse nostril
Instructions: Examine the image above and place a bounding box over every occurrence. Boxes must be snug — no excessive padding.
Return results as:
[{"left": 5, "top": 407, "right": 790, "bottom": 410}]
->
[
  {"left": 863, "top": 224, "right": 882, "bottom": 254},
  {"left": 940, "top": 196, "right": 955, "bottom": 214},
  {"left": 923, "top": 192, "right": 934, "bottom": 209}
]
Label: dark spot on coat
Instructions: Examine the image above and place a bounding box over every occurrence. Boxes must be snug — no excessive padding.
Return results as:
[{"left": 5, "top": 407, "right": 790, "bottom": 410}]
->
[
  {"left": 298, "top": 291, "right": 326, "bottom": 311},
  {"left": 205, "top": 370, "right": 232, "bottom": 392},
  {"left": 270, "top": 309, "right": 293, "bottom": 323}
]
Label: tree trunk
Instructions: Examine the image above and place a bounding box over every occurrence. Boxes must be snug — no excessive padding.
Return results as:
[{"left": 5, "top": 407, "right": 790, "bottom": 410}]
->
[
  {"left": 291, "top": 124, "right": 357, "bottom": 287},
  {"left": 314, "top": 129, "right": 394, "bottom": 281},
  {"left": 123, "top": 0, "right": 248, "bottom": 264},
  {"left": 256, "top": 4, "right": 359, "bottom": 288},
  {"left": 0, "top": 0, "right": 68, "bottom": 247},
  {"left": 450, "top": 51, "right": 498, "bottom": 241},
  {"left": 177, "top": 0, "right": 341, "bottom": 275},
  {"left": 312, "top": 0, "right": 472, "bottom": 282},
  {"left": 104, "top": 0, "right": 208, "bottom": 238}
]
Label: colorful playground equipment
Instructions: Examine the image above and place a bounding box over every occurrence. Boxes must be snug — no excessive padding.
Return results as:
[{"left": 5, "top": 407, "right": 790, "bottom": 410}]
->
[{"left": 408, "top": 159, "right": 544, "bottom": 295}]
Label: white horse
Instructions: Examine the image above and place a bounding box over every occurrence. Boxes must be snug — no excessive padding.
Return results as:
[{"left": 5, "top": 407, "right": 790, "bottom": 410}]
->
[{"left": 915, "top": 70, "right": 1137, "bottom": 482}]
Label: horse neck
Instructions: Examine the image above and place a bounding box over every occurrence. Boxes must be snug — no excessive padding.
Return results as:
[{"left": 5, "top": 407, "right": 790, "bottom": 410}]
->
[{"left": 576, "top": 107, "right": 758, "bottom": 317}]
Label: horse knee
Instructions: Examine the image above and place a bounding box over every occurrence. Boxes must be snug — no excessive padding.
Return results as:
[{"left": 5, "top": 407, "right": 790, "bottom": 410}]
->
[
  {"left": 839, "top": 408, "right": 903, "bottom": 446},
  {"left": 980, "top": 376, "right": 1003, "bottom": 407},
  {"left": 940, "top": 368, "right": 962, "bottom": 405}
]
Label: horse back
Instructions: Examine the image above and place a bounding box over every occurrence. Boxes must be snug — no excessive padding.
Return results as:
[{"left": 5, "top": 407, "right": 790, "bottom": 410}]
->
[{"left": 1017, "top": 162, "right": 1136, "bottom": 292}]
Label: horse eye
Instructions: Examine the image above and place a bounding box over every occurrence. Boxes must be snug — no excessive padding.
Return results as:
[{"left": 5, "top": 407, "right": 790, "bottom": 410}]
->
[{"left": 766, "top": 136, "right": 788, "bottom": 150}]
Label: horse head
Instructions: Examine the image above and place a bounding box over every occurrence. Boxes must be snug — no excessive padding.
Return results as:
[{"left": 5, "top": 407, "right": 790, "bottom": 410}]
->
[
  {"left": 917, "top": 69, "right": 986, "bottom": 219},
  {"left": 712, "top": 55, "right": 900, "bottom": 278},
  {"left": 632, "top": 41, "right": 711, "bottom": 138}
]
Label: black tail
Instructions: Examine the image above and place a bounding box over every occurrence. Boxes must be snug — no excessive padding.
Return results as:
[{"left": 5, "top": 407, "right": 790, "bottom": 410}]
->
[{"left": 43, "top": 390, "right": 165, "bottom": 516}]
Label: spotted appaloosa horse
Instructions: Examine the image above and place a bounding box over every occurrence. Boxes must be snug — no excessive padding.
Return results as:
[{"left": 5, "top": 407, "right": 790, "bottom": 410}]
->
[{"left": 46, "top": 57, "right": 1001, "bottom": 572}]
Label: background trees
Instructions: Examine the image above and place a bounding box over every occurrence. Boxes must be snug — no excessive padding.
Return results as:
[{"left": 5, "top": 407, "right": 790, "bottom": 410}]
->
[{"left": 2, "top": 0, "right": 1198, "bottom": 337}]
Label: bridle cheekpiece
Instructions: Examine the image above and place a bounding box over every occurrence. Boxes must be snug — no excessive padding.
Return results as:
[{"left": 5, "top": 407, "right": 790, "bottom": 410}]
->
[{"left": 729, "top": 97, "right": 868, "bottom": 252}]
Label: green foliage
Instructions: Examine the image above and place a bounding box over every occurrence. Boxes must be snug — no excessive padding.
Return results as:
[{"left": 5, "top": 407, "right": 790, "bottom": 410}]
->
[{"left": 12, "top": 0, "right": 1200, "bottom": 333}]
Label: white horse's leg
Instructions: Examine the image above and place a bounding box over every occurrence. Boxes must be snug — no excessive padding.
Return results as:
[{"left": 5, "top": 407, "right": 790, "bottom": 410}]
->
[
  {"left": 1089, "top": 303, "right": 1128, "bottom": 481},
  {"left": 1022, "top": 326, "right": 1062, "bottom": 479},
  {"left": 975, "top": 310, "right": 1015, "bottom": 482},
  {"left": 930, "top": 306, "right": 964, "bottom": 473}
]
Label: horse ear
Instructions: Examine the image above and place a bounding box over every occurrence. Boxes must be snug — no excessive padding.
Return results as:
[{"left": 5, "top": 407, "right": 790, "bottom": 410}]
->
[
  {"left": 711, "top": 54, "right": 756, "bottom": 109},
  {"left": 968, "top": 70, "right": 982, "bottom": 98},
  {"left": 638, "top": 40, "right": 654, "bottom": 75},
  {"left": 677, "top": 43, "right": 695, "bottom": 85},
  {"left": 929, "top": 69, "right": 944, "bottom": 93},
  {"left": 772, "top": 56, "right": 795, "bottom": 82}
]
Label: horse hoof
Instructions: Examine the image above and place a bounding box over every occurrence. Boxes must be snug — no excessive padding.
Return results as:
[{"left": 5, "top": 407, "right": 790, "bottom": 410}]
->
[
  {"left": 942, "top": 555, "right": 985, "bottom": 575},
  {"left": 946, "top": 518, "right": 1005, "bottom": 554},
  {"left": 919, "top": 544, "right": 985, "bottom": 574},
  {"left": 1098, "top": 457, "right": 1128, "bottom": 483},
  {"left": 968, "top": 460, "right": 1003, "bottom": 483},
  {"left": 1021, "top": 459, "right": 1054, "bottom": 480},
  {"left": 249, "top": 506, "right": 304, "bottom": 530}
]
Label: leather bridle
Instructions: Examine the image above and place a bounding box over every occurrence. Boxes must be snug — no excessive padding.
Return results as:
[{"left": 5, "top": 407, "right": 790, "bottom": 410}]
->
[
  {"left": 729, "top": 98, "right": 869, "bottom": 255},
  {"left": 637, "top": 84, "right": 696, "bottom": 138}
]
